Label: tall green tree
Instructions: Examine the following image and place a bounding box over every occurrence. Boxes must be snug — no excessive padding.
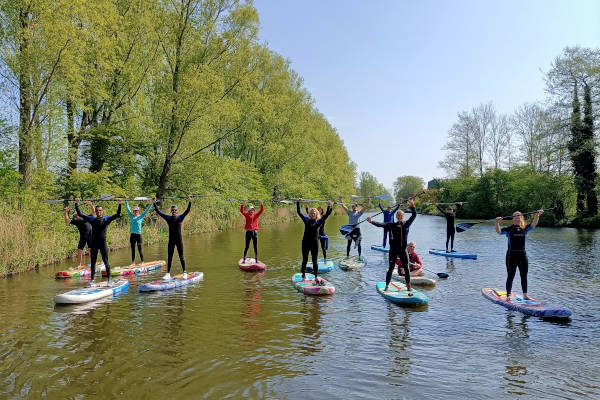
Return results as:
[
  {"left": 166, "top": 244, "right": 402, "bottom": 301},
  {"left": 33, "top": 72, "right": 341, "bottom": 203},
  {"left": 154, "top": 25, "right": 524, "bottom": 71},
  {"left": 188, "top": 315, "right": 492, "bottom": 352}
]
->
[{"left": 393, "top": 175, "right": 424, "bottom": 203}]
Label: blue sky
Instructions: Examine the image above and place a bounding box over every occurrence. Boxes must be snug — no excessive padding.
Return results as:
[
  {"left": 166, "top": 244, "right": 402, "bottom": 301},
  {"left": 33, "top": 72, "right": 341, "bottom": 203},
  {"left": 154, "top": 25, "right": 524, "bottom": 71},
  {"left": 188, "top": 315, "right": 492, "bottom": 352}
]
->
[{"left": 253, "top": 0, "right": 600, "bottom": 188}]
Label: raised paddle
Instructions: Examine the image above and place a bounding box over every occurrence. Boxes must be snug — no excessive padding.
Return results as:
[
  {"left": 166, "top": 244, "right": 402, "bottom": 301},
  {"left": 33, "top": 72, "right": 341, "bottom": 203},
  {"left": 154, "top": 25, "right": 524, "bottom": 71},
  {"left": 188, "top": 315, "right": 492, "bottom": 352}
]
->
[
  {"left": 351, "top": 193, "right": 391, "bottom": 201},
  {"left": 455, "top": 208, "right": 554, "bottom": 233}
]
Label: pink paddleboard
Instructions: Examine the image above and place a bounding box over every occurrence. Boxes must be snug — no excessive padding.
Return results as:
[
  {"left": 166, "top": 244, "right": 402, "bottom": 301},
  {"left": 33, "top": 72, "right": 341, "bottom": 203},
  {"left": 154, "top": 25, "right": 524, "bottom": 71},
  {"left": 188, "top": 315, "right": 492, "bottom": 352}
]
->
[{"left": 238, "top": 258, "right": 267, "bottom": 272}]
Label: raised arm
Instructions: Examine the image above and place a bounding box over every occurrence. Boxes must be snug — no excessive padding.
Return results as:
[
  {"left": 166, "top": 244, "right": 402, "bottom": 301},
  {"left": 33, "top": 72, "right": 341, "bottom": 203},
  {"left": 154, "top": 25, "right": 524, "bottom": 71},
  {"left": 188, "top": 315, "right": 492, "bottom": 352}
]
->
[
  {"left": 179, "top": 198, "right": 192, "bottom": 220},
  {"left": 339, "top": 196, "right": 348, "bottom": 212},
  {"left": 318, "top": 201, "right": 334, "bottom": 224},
  {"left": 106, "top": 201, "right": 122, "bottom": 223},
  {"left": 379, "top": 201, "right": 384, "bottom": 212},
  {"left": 296, "top": 200, "right": 308, "bottom": 222},
  {"left": 435, "top": 204, "right": 446, "bottom": 215},
  {"left": 391, "top": 203, "right": 400, "bottom": 213},
  {"left": 74, "top": 200, "right": 92, "bottom": 223},
  {"left": 404, "top": 199, "right": 417, "bottom": 229},
  {"left": 367, "top": 217, "right": 386, "bottom": 228},
  {"left": 139, "top": 203, "right": 152, "bottom": 219},
  {"left": 153, "top": 198, "right": 169, "bottom": 220},
  {"left": 64, "top": 207, "right": 71, "bottom": 225},
  {"left": 495, "top": 216, "right": 503, "bottom": 234},
  {"left": 240, "top": 202, "right": 247, "bottom": 216},
  {"left": 531, "top": 209, "right": 543, "bottom": 228},
  {"left": 86, "top": 200, "right": 96, "bottom": 218},
  {"left": 125, "top": 200, "right": 133, "bottom": 218},
  {"left": 361, "top": 196, "right": 371, "bottom": 211},
  {"left": 256, "top": 200, "right": 264, "bottom": 217}
]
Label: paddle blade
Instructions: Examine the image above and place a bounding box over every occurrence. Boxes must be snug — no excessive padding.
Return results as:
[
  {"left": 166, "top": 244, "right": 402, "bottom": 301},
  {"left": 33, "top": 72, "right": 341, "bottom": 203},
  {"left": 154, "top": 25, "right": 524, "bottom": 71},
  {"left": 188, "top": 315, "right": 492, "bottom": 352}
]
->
[
  {"left": 455, "top": 222, "right": 477, "bottom": 232},
  {"left": 376, "top": 193, "right": 391, "bottom": 201},
  {"left": 339, "top": 224, "right": 354, "bottom": 236},
  {"left": 436, "top": 272, "right": 449, "bottom": 279}
]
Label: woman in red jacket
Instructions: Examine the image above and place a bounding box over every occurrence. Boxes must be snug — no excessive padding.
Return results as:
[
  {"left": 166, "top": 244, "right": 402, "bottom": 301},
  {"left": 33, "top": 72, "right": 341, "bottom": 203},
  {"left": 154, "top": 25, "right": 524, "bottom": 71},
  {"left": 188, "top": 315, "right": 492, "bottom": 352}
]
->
[{"left": 241, "top": 199, "right": 264, "bottom": 263}]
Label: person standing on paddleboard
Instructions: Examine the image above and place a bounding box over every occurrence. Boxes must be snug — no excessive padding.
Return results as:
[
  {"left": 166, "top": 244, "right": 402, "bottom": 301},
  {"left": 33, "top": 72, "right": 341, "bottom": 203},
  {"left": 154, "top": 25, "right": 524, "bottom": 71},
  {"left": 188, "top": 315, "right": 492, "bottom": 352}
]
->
[
  {"left": 339, "top": 196, "right": 371, "bottom": 259},
  {"left": 368, "top": 198, "right": 416, "bottom": 294},
  {"left": 379, "top": 200, "right": 400, "bottom": 248},
  {"left": 153, "top": 195, "right": 192, "bottom": 280},
  {"left": 64, "top": 204, "right": 95, "bottom": 267},
  {"left": 495, "top": 209, "right": 543, "bottom": 300},
  {"left": 125, "top": 197, "right": 153, "bottom": 266},
  {"left": 435, "top": 203, "right": 463, "bottom": 252},
  {"left": 306, "top": 205, "right": 330, "bottom": 262},
  {"left": 74, "top": 197, "right": 122, "bottom": 286},
  {"left": 241, "top": 199, "right": 264, "bottom": 263},
  {"left": 297, "top": 199, "right": 333, "bottom": 283}
]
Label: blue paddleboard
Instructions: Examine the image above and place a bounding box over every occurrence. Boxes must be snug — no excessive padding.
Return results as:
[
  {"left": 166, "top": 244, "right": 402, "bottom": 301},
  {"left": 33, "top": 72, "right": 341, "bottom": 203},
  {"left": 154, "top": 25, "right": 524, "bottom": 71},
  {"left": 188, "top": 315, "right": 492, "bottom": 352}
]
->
[
  {"left": 371, "top": 245, "right": 389, "bottom": 253},
  {"left": 376, "top": 281, "right": 428, "bottom": 306},
  {"left": 429, "top": 249, "right": 477, "bottom": 259},
  {"left": 481, "top": 288, "right": 571, "bottom": 319},
  {"left": 306, "top": 258, "right": 335, "bottom": 273}
]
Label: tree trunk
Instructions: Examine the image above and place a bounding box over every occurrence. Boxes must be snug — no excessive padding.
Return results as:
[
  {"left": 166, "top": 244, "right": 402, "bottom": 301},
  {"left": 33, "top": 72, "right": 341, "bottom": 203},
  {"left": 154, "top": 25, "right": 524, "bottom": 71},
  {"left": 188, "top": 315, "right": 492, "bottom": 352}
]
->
[{"left": 18, "top": 7, "right": 33, "bottom": 186}]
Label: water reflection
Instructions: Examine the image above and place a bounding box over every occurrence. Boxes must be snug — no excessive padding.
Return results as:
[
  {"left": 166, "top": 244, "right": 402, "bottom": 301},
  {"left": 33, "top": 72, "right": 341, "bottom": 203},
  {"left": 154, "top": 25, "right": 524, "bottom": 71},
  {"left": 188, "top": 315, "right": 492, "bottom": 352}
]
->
[
  {"left": 241, "top": 273, "right": 264, "bottom": 343},
  {"left": 446, "top": 258, "right": 455, "bottom": 272},
  {"left": 387, "top": 307, "right": 411, "bottom": 378},
  {"left": 299, "top": 297, "right": 326, "bottom": 354},
  {"left": 503, "top": 314, "right": 530, "bottom": 396}
]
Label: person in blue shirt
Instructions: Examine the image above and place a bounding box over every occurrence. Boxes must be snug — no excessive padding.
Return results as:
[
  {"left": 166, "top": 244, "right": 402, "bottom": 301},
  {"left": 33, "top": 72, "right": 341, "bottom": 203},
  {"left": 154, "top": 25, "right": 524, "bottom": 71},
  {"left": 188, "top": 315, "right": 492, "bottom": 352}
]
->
[
  {"left": 379, "top": 200, "right": 400, "bottom": 248},
  {"left": 495, "top": 209, "right": 543, "bottom": 300},
  {"left": 339, "top": 196, "right": 371, "bottom": 259},
  {"left": 125, "top": 197, "right": 153, "bottom": 265}
]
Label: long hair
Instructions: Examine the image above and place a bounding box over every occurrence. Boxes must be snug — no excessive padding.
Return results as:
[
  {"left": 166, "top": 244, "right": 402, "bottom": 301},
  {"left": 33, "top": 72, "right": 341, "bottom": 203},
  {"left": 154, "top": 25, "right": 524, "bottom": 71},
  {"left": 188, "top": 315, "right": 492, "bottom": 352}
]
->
[
  {"left": 396, "top": 209, "right": 405, "bottom": 222},
  {"left": 513, "top": 211, "right": 526, "bottom": 229},
  {"left": 309, "top": 207, "right": 320, "bottom": 220}
]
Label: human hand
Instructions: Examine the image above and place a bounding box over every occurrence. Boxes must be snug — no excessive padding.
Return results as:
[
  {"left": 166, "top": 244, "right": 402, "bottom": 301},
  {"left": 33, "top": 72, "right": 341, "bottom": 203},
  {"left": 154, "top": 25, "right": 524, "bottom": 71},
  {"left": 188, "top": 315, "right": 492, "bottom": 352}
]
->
[
  {"left": 86, "top": 200, "right": 93, "bottom": 207},
  {"left": 367, "top": 217, "right": 372, "bottom": 223},
  {"left": 116, "top": 198, "right": 122, "bottom": 204},
  {"left": 537, "top": 209, "right": 544, "bottom": 215},
  {"left": 188, "top": 195, "right": 193, "bottom": 201},
  {"left": 495, "top": 217, "right": 503, "bottom": 222},
  {"left": 75, "top": 197, "right": 80, "bottom": 203},
  {"left": 152, "top": 197, "right": 156, "bottom": 203},
  {"left": 327, "top": 200, "right": 333, "bottom": 207}
]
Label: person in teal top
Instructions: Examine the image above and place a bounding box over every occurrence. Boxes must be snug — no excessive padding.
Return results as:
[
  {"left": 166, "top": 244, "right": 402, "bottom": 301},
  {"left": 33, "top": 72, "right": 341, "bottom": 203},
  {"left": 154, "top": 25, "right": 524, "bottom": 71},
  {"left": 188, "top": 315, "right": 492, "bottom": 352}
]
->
[{"left": 125, "top": 197, "right": 152, "bottom": 265}]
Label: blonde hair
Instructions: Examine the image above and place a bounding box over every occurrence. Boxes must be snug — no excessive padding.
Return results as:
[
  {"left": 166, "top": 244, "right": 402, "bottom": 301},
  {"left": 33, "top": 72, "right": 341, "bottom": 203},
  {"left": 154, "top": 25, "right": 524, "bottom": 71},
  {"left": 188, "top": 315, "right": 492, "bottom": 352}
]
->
[
  {"left": 396, "top": 209, "right": 405, "bottom": 222},
  {"left": 408, "top": 241, "right": 416, "bottom": 248},
  {"left": 309, "top": 207, "right": 321, "bottom": 219},
  {"left": 513, "top": 211, "right": 526, "bottom": 229}
]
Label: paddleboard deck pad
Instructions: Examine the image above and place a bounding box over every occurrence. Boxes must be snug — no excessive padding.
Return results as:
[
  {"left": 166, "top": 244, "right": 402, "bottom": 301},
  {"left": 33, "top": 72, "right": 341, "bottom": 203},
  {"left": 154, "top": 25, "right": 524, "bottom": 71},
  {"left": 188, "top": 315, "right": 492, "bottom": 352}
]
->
[
  {"left": 481, "top": 288, "right": 571, "bottom": 319},
  {"left": 376, "top": 281, "right": 428, "bottom": 306},
  {"left": 429, "top": 249, "right": 477, "bottom": 259},
  {"left": 55, "top": 279, "right": 129, "bottom": 304},
  {"left": 102, "top": 260, "right": 166, "bottom": 276},
  {"left": 338, "top": 256, "right": 367, "bottom": 271},
  {"left": 139, "top": 272, "right": 204, "bottom": 292},
  {"left": 371, "top": 245, "right": 389, "bottom": 253},
  {"left": 306, "top": 259, "right": 334, "bottom": 273},
  {"left": 392, "top": 270, "right": 436, "bottom": 286},
  {"left": 292, "top": 273, "right": 335, "bottom": 295},
  {"left": 238, "top": 258, "right": 267, "bottom": 272},
  {"left": 55, "top": 262, "right": 105, "bottom": 279}
]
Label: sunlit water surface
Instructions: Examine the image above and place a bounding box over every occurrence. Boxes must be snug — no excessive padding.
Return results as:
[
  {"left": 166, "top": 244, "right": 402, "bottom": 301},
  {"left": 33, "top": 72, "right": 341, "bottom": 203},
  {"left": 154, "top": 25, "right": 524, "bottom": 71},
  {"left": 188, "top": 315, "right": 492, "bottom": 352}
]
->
[{"left": 1, "top": 213, "right": 599, "bottom": 399}]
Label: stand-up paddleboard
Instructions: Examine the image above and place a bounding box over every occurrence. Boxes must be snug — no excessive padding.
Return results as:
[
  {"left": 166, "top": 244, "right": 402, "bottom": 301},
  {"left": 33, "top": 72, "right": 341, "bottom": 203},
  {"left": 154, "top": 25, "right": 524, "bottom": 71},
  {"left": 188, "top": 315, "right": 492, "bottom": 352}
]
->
[
  {"left": 371, "top": 245, "right": 389, "bottom": 253},
  {"left": 306, "top": 258, "right": 334, "bottom": 273},
  {"left": 338, "top": 256, "right": 367, "bottom": 271},
  {"left": 392, "top": 269, "right": 436, "bottom": 286},
  {"left": 102, "top": 260, "right": 166, "bottom": 276},
  {"left": 481, "top": 288, "right": 572, "bottom": 319},
  {"left": 291, "top": 273, "right": 335, "bottom": 295},
  {"left": 238, "top": 258, "right": 266, "bottom": 272},
  {"left": 55, "top": 262, "right": 105, "bottom": 279},
  {"left": 376, "top": 282, "right": 428, "bottom": 306},
  {"left": 429, "top": 249, "right": 477, "bottom": 259},
  {"left": 55, "top": 279, "right": 129, "bottom": 304},
  {"left": 139, "top": 272, "right": 204, "bottom": 292}
]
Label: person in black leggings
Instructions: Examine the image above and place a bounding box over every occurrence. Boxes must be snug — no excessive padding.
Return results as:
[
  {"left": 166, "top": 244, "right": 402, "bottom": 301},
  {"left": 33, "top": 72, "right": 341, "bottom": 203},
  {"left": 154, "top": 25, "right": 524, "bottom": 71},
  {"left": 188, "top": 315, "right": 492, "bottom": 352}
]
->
[
  {"left": 75, "top": 198, "right": 122, "bottom": 286},
  {"left": 368, "top": 198, "right": 416, "bottom": 293},
  {"left": 306, "top": 206, "right": 329, "bottom": 261},
  {"left": 495, "top": 209, "right": 543, "bottom": 300},
  {"left": 153, "top": 195, "right": 192, "bottom": 280},
  {"left": 435, "top": 203, "right": 462, "bottom": 252},
  {"left": 339, "top": 196, "right": 371, "bottom": 259},
  {"left": 298, "top": 199, "right": 333, "bottom": 282}
]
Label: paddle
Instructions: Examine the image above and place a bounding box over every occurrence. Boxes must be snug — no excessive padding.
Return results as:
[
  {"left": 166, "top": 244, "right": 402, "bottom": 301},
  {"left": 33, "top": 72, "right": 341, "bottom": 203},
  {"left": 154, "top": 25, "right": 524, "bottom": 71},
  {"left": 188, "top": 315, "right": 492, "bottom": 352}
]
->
[
  {"left": 455, "top": 208, "right": 554, "bottom": 233},
  {"left": 351, "top": 193, "right": 391, "bottom": 201},
  {"left": 339, "top": 210, "right": 385, "bottom": 236},
  {"left": 399, "top": 261, "right": 449, "bottom": 279},
  {"left": 389, "top": 281, "right": 413, "bottom": 296}
]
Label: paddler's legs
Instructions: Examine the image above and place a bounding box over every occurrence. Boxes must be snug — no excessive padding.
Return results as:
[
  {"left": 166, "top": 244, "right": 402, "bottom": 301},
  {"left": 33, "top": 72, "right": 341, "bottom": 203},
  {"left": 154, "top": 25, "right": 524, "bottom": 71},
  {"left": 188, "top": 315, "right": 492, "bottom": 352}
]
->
[
  {"left": 129, "top": 234, "right": 144, "bottom": 263},
  {"left": 175, "top": 240, "right": 186, "bottom": 274},
  {"left": 319, "top": 237, "right": 327, "bottom": 260},
  {"left": 445, "top": 231, "right": 451, "bottom": 252},
  {"left": 130, "top": 234, "right": 137, "bottom": 264},
  {"left": 517, "top": 253, "right": 529, "bottom": 297},
  {"left": 99, "top": 243, "right": 111, "bottom": 282},
  {"left": 346, "top": 239, "right": 352, "bottom": 257},
  {"left": 310, "top": 241, "right": 319, "bottom": 279},
  {"left": 243, "top": 230, "right": 252, "bottom": 261},
  {"left": 301, "top": 241, "right": 310, "bottom": 279},
  {"left": 167, "top": 241, "right": 175, "bottom": 273},
  {"left": 137, "top": 235, "right": 144, "bottom": 263},
  {"left": 251, "top": 230, "right": 258, "bottom": 261},
  {"left": 385, "top": 248, "right": 398, "bottom": 290},
  {"left": 382, "top": 230, "right": 388, "bottom": 248},
  {"left": 398, "top": 248, "right": 411, "bottom": 290},
  {"left": 449, "top": 229, "right": 455, "bottom": 251},
  {"left": 89, "top": 247, "right": 99, "bottom": 282},
  {"left": 505, "top": 251, "right": 518, "bottom": 298}
]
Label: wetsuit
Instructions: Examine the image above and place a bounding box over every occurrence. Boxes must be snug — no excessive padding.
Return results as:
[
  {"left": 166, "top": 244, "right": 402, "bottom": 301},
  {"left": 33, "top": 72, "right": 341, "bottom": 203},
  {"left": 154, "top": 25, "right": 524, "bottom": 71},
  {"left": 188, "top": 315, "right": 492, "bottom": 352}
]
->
[
  {"left": 298, "top": 202, "right": 332, "bottom": 278},
  {"left": 126, "top": 201, "right": 152, "bottom": 263},
  {"left": 307, "top": 208, "right": 329, "bottom": 259},
  {"left": 346, "top": 209, "right": 364, "bottom": 257},
  {"left": 155, "top": 202, "right": 191, "bottom": 274},
  {"left": 436, "top": 204, "right": 460, "bottom": 251},
  {"left": 379, "top": 203, "right": 400, "bottom": 247},
  {"left": 70, "top": 218, "right": 92, "bottom": 250},
  {"left": 370, "top": 205, "right": 417, "bottom": 287},
  {"left": 501, "top": 224, "right": 533, "bottom": 295},
  {"left": 75, "top": 203, "right": 121, "bottom": 281},
  {"left": 241, "top": 203, "right": 264, "bottom": 261}
]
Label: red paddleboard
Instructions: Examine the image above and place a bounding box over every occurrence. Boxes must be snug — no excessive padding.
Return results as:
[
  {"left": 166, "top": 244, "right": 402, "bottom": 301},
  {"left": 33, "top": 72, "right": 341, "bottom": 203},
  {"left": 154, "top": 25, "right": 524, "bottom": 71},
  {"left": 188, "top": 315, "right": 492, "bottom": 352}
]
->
[{"left": 237, "top": 258, "right": 266, "bottom": 272}]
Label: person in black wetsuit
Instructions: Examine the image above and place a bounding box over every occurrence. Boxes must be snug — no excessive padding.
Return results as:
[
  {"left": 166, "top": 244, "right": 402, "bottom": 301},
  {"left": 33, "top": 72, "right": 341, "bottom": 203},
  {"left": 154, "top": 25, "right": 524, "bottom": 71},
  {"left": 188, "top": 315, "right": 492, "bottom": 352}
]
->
[
  {"left": 435, "top": 203, "right": 463, "bottom": 252},
  {"left": 495, "top": 209, "right": 543, "bottom": 300},
  {"left": 339, "top": 196, "right": 371, "bottom": 259},
  {"left": 74, "top": 197, "right": 122, "bottom": 286},
  {"left": 298, "top": 199, "right": 333, "bottom": 282},
  {"left": 306, "top": 205, "right": 330, "bottom": 262},
  {"left": 64, "top": 204, "right": 94, "bottom": 267},
  {"left": 368, "top": 198, "right": 416, "bottom": 294},
  {"left": 153, "top": 195, "right": 192, "bottom": 280}
]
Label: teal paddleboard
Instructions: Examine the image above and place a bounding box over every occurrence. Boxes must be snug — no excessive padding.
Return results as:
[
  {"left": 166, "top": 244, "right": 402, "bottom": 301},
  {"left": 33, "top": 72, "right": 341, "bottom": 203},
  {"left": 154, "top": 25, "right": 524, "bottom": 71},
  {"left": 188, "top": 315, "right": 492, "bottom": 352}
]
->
[
  {"left": 306, "top": 258, "right": 334, "bottom": 273},
  {"left": 371, "top": 245, "right": 389, "bottom": 253},
  {"left": 429, "top": 249, "right": 477, "bottom": 259},
  {"left": 376, "top": 281, "right": 428, "bottom": 306}
]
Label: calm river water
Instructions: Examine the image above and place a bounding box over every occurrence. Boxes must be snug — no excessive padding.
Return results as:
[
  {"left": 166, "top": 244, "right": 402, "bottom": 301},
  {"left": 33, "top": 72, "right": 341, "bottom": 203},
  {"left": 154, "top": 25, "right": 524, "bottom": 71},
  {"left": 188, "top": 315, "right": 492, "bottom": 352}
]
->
[{"left": 1, "top": 213, "right": 599, "bottom": 399}]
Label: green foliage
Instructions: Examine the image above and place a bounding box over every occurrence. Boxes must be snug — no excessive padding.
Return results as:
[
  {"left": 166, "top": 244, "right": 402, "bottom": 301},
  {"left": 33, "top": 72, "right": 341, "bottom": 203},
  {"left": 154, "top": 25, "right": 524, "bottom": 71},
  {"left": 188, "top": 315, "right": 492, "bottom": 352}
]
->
[
  {"left": 393, "top": 175, "right": 424, "bottom": 203},
  {"left": 357, "top": 171, "right": 387, "bottom": 198}
]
